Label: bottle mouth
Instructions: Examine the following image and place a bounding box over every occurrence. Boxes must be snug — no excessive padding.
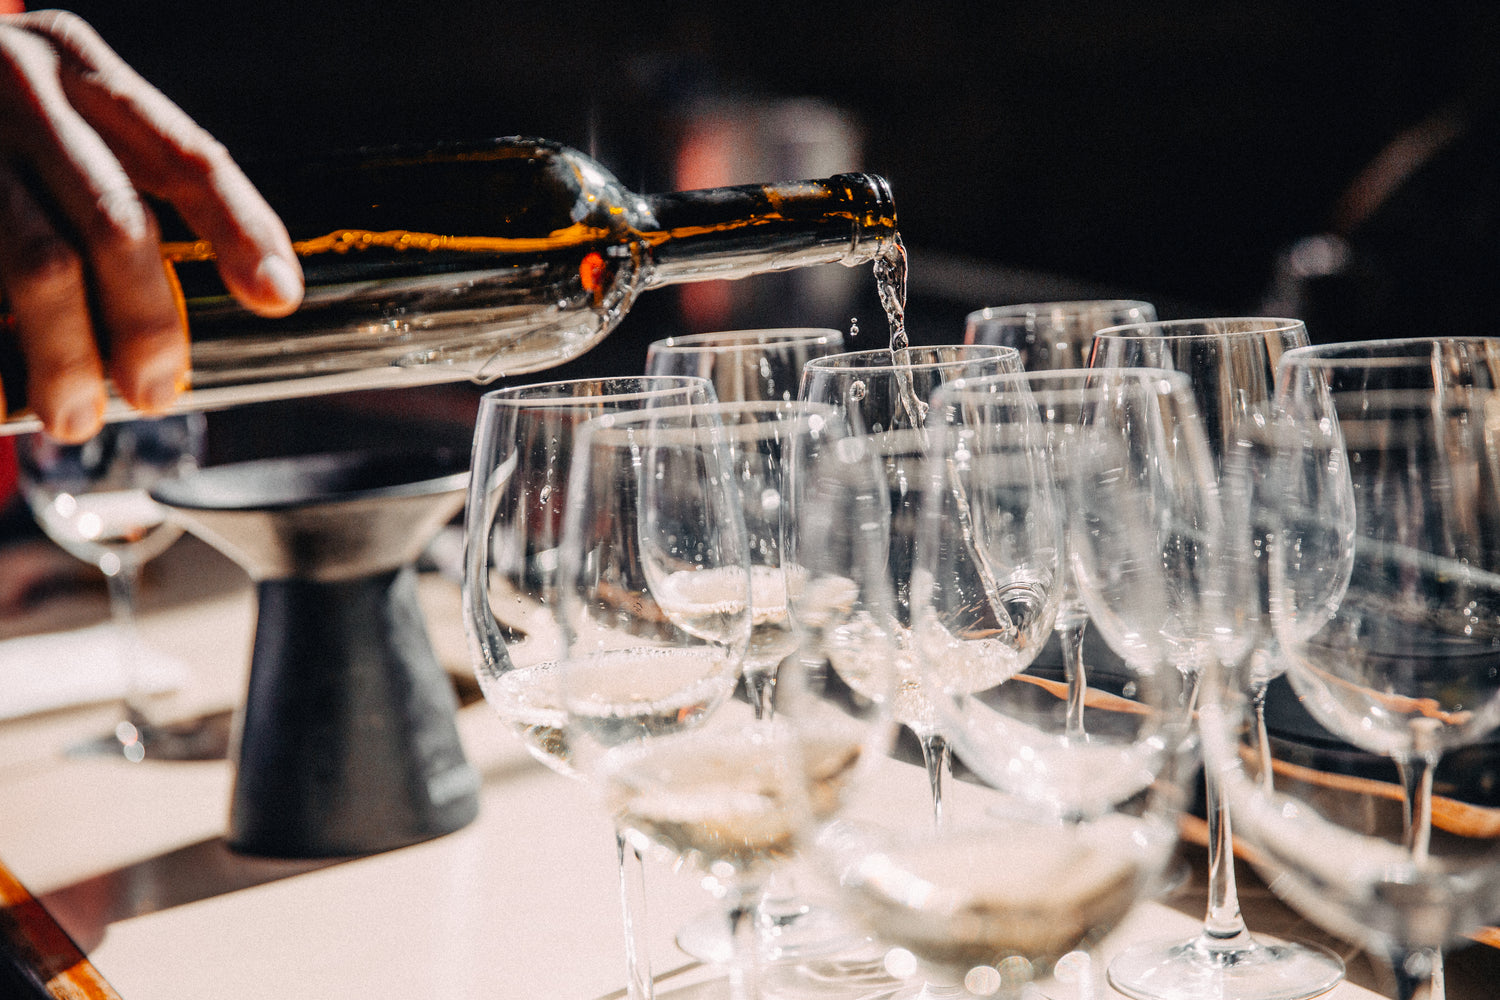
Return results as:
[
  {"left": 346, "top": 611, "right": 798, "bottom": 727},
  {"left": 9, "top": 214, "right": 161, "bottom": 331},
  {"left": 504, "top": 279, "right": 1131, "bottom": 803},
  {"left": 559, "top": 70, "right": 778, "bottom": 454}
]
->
[
  {"left": 829, "top": 172, "right": 898, "bottom": 259},
  {"left": 840, "top": 172, "right": 897, "bottom": 217}
]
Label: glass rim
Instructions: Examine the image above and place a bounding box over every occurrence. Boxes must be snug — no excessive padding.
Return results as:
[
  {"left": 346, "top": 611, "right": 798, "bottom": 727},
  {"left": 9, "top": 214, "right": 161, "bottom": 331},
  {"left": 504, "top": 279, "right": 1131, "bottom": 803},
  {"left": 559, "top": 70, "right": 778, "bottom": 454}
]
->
[
  {"left": 801, "top": 343, "right": 1020, "bottom": 373},
  {"left": 964, "top": 300, "right": 1156, "bottom": 324},
  {"left": 932, "top": 366, "right": 1195, "bottom": 405},
  {"left": 1280, "top": 336, "right": 1500, "bottom": 369},
  {"left": 574, "top": 399, "right": 842, "bottom": 448},
  {"left": 645, "top": 327, "right": 845, "bottom": 354},
  {"left": 1092, "top": 316, "right": 1306, "bottom": 341},
  {"left": 664, "top": 398, "right": 844, "bottom": 419},
  {"left": 477, "top": 374, "right": 711, "bottom": 410}
]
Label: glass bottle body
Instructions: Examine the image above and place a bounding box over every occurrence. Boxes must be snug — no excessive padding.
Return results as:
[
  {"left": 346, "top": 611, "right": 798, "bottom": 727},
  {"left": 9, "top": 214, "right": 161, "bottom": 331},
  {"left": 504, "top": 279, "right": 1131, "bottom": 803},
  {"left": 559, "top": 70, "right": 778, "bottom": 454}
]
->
[{"left": 1, "top": 137, "right": 896, "bottom": 430}]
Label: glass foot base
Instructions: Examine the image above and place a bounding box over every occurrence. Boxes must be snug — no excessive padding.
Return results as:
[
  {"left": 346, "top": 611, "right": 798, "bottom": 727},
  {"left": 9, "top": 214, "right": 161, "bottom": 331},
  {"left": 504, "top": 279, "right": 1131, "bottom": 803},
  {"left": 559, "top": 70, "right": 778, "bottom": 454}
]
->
[
  {"left": 677, "top": 900, "right": 861, "bottom": 966},
  {"left": 1108, "top": 933, "right": 1344, "bottom": 1000},
  {"left": 67, "top": 710, "right": 232, "bottom": 762},
  {"left": 761, "top": 939, "right": 908, "bottom": 999}
]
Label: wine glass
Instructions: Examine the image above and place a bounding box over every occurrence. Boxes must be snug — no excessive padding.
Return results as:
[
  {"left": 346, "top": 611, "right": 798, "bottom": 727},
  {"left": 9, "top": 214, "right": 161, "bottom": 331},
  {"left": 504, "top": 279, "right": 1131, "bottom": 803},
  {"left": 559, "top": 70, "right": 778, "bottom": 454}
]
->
[
  {"left": 553, "top": 402, "right": 770, "bottom": 996},
  {"left": 963, "top": 301, "right": 1157, "bottom": 749},
  {"left": 668, "top": 400, "right": 885, "bottom": 970},
  {"left": 461, "top": 374, "right": 716, "bottom": 1000},
  {"left": 944, "top": 368, "right": 1160, "bottom": 745},
  {"left": 1093, "top": 318, "right": 1312, "bottom": 773},
  {"left": 645, "top": 327, "right": 845, "bottom": 403},
  {"left": 912, "top": 371, "right": 1066, "bottom": 711},
  {"left": 17, "top": 414, "right": 208, "bottom": 762},
  {"left": 1091, "top": 318, "right": 1346, "bottom": 1000},
  {"left": 772, "top": 400, "right": 909, "bottom": 996},
  {"left": 964, "top": 299, "right": 1157, "bottom": 370},
  {"left": 1217, "top": 397, "right": 1357, "bottom": 790},
  {"left": 645, "top": 328, "right": 859, "bottom": 964},
  {"left": 1212, "top": 338, "right": 1500, "bottom": 1000},
  {"left": 786, "top": 368, "right": 1200, "bottom": 1000},
  {"left": 799, "top": 344, "right": 1023, "bottom": 823}
]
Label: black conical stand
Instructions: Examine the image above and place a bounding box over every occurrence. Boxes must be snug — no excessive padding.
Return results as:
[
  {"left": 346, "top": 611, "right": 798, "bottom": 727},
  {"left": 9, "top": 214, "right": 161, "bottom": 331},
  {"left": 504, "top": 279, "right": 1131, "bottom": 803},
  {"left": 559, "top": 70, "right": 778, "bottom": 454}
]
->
[{"left": 153, "top": 449, "right": 479, "bottom": 858}]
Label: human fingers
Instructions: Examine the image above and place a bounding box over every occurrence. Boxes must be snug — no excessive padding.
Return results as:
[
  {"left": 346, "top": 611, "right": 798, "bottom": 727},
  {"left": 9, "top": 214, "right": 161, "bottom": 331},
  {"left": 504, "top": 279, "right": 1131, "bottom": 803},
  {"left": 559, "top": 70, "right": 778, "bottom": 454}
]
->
[
  {"left": 21, "top": 11, "right": 303, "bottom": 318},
  {"left": 0, "top": 16, "right": 187, "bottom": 417},
  {"left": 0, "top": 160, "right": 107, "bottom": 442}
]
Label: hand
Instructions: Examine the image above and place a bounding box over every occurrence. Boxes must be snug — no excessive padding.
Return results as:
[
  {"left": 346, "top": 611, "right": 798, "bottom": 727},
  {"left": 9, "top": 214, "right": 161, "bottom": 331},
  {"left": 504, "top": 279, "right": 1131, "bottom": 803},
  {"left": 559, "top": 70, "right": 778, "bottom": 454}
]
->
[{"left": 0, "top": 10, "right": 303, "bottom": 441}]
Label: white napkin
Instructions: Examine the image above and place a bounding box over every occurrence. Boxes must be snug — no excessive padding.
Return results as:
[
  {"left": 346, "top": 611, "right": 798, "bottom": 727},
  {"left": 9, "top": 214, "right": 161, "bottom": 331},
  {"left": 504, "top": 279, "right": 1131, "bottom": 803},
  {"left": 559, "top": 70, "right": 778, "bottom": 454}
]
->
[{"left": 0, "top": 623, "right": 189, "bottom": 721}]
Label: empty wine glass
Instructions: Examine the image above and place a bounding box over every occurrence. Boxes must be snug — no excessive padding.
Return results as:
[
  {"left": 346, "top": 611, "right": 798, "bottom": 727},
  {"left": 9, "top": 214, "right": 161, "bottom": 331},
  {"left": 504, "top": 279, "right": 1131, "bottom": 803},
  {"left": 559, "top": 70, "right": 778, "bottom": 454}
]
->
[
  {"left": 1213, "top": 338, "right": 1500, "bottom": 1000},
  {"left": 554, "top": 402, "right": 771, "bottom": 997},
  {"left": 645, "top": 327, "right": 845, "bottom": 403},
  {"left": 1218, "top": 397, "right": 1356, "bottom": 789},
  {"left": 17, "top": 414, "right": 208, "bottom": 761},
  {"left": 461, "top": 374, "right": 715, "bottom": 1000},
  {"left": 946, "top": 368, "right": 1150, "bottom": 744},
  {"left": 1091, "top": 318, "right": 1345, "bottom": 1000},
  {"left": 788, "top": 368, "right": 1199, "bottom": 1000},
  {"left": 965, "top": 299, "right": 1156, "bottom": 370},
  {"left": 963, "top": 301, "right": 1157, "bottom": 754},
  {"left": 463, "top": 375, "right": 716, "bottom": 770},
  {"left": 799, "top": 344, "right": 1022, "bottom": 823},
  {"left": 1094, "top": 319, "right": 1314, "bottom": 776},
  {"left": 910, "top": 373, "right": 1066, "bottom": 708}
]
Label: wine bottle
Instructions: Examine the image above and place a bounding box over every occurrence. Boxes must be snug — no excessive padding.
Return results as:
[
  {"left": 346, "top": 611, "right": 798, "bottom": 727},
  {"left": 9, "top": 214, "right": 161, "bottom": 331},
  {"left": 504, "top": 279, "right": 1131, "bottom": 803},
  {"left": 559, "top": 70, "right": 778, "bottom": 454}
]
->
[{"left": 0, "top": 136, "right": 897, "bottom": 431}]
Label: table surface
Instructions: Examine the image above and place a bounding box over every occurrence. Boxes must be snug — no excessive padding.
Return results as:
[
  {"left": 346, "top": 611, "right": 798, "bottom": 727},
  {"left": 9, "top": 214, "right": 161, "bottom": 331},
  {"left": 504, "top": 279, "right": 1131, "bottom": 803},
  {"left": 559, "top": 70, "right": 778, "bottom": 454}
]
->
[{"left": 0, "top": 535, "right": 1493, "bottom": 999}]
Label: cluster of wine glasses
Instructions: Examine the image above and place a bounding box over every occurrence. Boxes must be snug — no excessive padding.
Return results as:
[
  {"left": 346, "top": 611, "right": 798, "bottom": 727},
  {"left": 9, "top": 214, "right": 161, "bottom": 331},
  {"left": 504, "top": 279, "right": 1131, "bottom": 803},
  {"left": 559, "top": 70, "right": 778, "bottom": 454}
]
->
[
  {"left": 1204, "top": 338, "right": 1500, "bottom": 1000},
  {"left": 26, "top": 298, "right": 1500, "bottom": 999},
  {"left": 460, "top": 310, "right": 1500, "bottom": 1000},
  {"left": 1088, "top": 319, "right": 1347, "bottom": 1000}
]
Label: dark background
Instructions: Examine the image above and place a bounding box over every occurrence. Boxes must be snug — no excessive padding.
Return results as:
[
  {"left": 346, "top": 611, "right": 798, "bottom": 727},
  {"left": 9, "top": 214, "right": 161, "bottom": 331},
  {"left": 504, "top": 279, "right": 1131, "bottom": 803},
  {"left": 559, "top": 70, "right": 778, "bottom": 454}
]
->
[{"left": 52, "top": 0, "right": 1500, "bottom": 454}]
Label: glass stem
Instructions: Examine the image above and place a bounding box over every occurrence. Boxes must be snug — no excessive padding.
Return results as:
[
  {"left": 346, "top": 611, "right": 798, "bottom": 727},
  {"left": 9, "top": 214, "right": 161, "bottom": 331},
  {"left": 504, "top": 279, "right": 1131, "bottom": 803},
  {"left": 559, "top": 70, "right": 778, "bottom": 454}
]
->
[
  {"left": 1058, "top": 618, "right": 1089, "bottom": 741},
  {"left": 919, "top": 731, "right": 951, "bottom": 826},
  {"left": 1396, "top": 738, "right": 1439, "bottom": 864},
  {"left": 1392, "top": 724, "right": 1444, "bottom": 1000},
  {"left": 756, "top": 868, "right": 807, "bottom": 931},
  {"left": 102, "top": 557, "right": 150, "bottom": 725},
  {"left": 615, "top": 830, "right": 655, "bottom": 1000},
  {"left": 1200, "top": 753, "right": 1250, "bottom": 942},
  {"left": 1251, "top": 680, "right": 1275, "bottom": 793},
  {"left": 1190, "top": 667, "right": 1248, "bottom": 945},
  {"left": 745, "top": 665, "right": 775, "bottom": 722},
  {"left": 725, "top": 884, "right": 764, "bottom": 1000},
  {"left": 1390, "top": 947, "right": 1444, "bottom": 1000}
]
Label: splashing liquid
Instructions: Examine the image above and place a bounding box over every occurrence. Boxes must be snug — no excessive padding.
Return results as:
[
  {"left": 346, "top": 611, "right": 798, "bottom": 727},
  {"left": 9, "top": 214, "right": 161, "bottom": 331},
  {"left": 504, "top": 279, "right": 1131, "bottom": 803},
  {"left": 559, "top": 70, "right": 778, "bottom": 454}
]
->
[
  {"left": 875, "top": 235, "right": 909, "bottom": 356},
  {"left": 875, "top": 238, "right": 1027, "bottom": 636},
  {"left": 874, "top": 235, "right": 927, "bottom": 433}
]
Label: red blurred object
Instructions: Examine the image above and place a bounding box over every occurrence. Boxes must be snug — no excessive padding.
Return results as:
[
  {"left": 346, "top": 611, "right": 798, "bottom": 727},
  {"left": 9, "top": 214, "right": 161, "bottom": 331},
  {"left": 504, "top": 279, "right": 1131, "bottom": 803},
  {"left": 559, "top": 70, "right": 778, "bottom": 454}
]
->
[
  {"left": 0, "top": 438, "right": 15, "bottom": 511},
  {"left": 2, "top": 0, "right": 23, "bottom": 506}
]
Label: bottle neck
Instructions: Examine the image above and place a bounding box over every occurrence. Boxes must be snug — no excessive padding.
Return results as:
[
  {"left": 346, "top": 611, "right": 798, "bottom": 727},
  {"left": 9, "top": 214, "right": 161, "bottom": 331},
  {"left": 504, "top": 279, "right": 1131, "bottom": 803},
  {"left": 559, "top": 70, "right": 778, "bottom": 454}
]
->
[{"left": 640, "top": 173, "right": 898, "bottom": 287}]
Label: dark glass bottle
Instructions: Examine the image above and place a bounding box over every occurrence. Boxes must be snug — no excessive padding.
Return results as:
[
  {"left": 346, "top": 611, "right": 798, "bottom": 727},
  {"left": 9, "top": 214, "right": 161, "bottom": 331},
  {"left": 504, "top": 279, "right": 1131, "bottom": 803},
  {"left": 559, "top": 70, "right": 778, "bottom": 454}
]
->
[{"left": 0, "top": 136, "right": 897, "bottom": 430}]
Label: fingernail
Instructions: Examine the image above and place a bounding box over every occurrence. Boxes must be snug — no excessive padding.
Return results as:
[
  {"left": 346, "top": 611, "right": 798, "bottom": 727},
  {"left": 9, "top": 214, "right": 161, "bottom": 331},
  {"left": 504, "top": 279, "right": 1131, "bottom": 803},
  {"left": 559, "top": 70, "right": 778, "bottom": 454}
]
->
[
  {"left": 139, "top": 371, "right": 186, "bottom": 411},
  {"left": 129, "top": 351, "right": 190, "bottom": 412},
  {"left": 57, "top": 392, "right": 106, "bottom": 443},
  {"left": 255, "top": 254, "right": 304, "bottom": 309}
]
